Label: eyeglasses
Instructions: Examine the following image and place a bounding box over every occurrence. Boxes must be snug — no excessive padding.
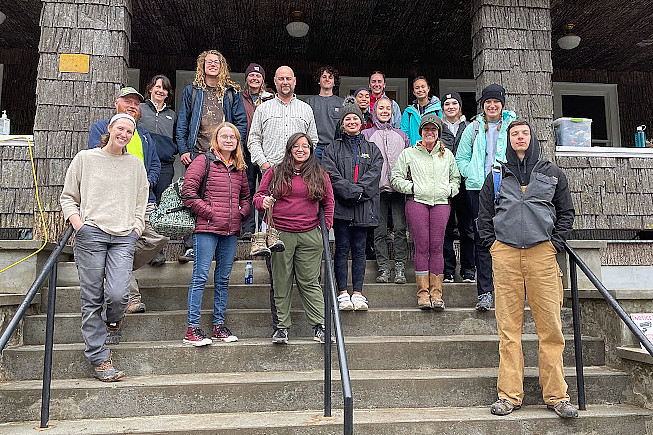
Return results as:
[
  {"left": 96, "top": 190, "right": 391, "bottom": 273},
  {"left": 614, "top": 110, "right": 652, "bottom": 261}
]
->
[
  {"left": 219, "top": 134, "right": 237, "bottom": 141},
  {"left": 292, "top": 144, "right": 311, "bottom": 150},
  {"left": 205, "top": 59, "right": 221, "bottom": 65}
]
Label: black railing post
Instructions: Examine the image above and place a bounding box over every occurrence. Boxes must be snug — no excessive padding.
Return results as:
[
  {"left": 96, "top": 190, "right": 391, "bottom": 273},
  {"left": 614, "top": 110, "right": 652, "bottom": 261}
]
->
[
  {"left": 40, "top": 258, "right": 58, "bottom": 428},
  {"left": 323, "top": 252, "right": 332, "bottom": 417},
  {"left": 568, "top": 255, "right": 586, "bottom": 410}
]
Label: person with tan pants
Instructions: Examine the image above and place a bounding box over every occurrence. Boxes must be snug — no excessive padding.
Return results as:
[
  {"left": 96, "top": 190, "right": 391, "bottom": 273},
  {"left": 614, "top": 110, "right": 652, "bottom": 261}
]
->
[{"left": 477, "top": 119, "right": 577, "bottom": 418}]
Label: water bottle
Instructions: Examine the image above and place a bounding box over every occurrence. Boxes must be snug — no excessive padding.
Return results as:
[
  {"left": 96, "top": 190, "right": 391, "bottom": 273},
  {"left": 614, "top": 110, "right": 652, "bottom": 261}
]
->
[
  {"left": 0, "top": 110, "right": 9, "bottom": 135},
  {"left": 635, "top": 125, "right": 646, "bottom": 148},
  {"left": 245, "top": 261, "right": 253, "bottom": 284}
]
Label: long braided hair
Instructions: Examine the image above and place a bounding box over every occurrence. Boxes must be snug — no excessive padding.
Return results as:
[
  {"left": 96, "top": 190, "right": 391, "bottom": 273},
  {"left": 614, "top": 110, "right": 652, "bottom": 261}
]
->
[{"left": 482, "top": 112, "right": 503, "bottom": 132}]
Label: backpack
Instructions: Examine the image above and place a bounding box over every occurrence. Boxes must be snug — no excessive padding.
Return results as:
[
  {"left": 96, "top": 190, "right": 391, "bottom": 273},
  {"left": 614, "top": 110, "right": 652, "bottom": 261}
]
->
[
  {"left": 492, "top": 166, "right": 502, "bottom": 204},
  {"left": 150, "top": 154, "right": 211, "bottom": 238}
]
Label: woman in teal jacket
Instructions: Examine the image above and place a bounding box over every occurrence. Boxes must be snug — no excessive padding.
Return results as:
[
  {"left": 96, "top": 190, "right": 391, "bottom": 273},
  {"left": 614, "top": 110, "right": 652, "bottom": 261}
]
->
[
  {"left": 400, "top": 76, "right": 442, "bottom": 146},
  {"left": 454, "top": 84, "right": 517, "bottom": 311}
]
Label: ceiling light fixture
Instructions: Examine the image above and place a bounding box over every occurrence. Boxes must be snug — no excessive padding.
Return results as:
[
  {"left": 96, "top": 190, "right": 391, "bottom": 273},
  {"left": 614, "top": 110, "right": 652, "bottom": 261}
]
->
[
  {"left": 557, "top": 24, "right": 581, "bottom": 50},
  {"left": 286, "top": 11, "right": 309, "bottom": 38},
  {"left": 0, "top": 11, "right": 6, "bottom": 25}
]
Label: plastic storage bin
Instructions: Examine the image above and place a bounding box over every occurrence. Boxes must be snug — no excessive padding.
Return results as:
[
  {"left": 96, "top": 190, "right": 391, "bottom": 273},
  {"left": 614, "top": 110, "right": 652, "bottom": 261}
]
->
[{"left": 553, "top": 117, "right": 592, "bottom": 147}]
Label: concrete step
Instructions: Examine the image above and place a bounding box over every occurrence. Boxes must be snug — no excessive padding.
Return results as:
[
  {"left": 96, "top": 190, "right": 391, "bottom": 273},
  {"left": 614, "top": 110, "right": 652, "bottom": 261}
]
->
[
  {"left": 45, "top": 282, "right": 480, "bottom": 313},
  {"left": 21, "top": 307, "right": 575, "bottom": 345},
  {"left": 0, "top": 366, "right": 631, "bottom": 423},
  {"left": 54, "top": 260, "right": 423, "bottom": 287},
  {"left": 1, "top": 405, "right": 651, "bottom": 434},
  {"left": 0, "top": 334, "right": 605, "bottom": 381}
]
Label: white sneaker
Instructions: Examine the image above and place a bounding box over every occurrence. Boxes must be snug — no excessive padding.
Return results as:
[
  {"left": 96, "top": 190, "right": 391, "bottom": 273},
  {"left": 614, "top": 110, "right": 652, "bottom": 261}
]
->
[
  {"left": 351, "top": 293, "right": 368, "bottom": 311},
  {"left": 337, "top": 293, "right": 354, "bottom": 311}
]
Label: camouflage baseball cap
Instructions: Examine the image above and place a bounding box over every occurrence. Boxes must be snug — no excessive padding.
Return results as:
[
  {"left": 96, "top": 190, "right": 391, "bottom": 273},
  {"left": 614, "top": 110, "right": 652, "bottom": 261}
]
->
[{"left": 115, "top": 86, "right": 144, "bottom": 101}]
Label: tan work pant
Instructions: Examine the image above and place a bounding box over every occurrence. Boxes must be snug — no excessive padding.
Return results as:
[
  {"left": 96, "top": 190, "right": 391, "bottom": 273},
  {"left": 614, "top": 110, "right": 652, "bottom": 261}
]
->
[{"left": 491, "top": 240, "right": 569, "bottom": 406}]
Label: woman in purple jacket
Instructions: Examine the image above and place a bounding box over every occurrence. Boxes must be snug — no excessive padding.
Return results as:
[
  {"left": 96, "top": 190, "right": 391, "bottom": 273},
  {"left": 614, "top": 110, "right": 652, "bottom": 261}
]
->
[{"left": 180, "top": 121, "right": 250, "bottom": 346}]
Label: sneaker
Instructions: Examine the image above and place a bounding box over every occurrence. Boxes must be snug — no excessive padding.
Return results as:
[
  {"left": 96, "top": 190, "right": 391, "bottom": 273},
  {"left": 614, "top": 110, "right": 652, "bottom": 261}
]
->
[
  {"left": 125, "top": 301, "right": 146, "bottom": 314},
  {"left": 149, "top": 251, "right": 166, "bottom": 267},
  {"left": 337, "top": 293, "right": 354, "bottom": 311},
  {"left": 375, "top": 269, "right": 390, "bottom": 283},
  {"left": 93, "top": 354, "right": 125, "bottom": 382},
  {"left": 443, "top": 273, "right": 454, "bottom": 283},
  {"left": 490, "top": 398, "right": 521, "bottom": 416},
  {"left": 476, "top": 292, "right": 493, "bottom": 311},
  {"left": 462, "top": 271, "right": 476, "bottom": 283},
  {"left": 212, "top": 324, "right": 238, "bottom": 342},
  {"left": 182, "top": 327, "right": 212, "bottom": 347},
  {"left": 178, "top": 248, "right": 194, "bottom": 263},
  {"left": 548, "top": 400, "right": 579, "bottom": 418},
  {"left": 105, "top": 321, "right": 122, "bottom": 345},
  {"left": 394, "top": 261, "right": 407, "bottom": 284},
  {"left": 351, "top": 293, "right": 368, "bottom": 311},
  {"left": 272, "top": 328, "right": 289, "bottom": 344},
  {"left": 313, "top": 324, "right": 335, "bottom": 343}
]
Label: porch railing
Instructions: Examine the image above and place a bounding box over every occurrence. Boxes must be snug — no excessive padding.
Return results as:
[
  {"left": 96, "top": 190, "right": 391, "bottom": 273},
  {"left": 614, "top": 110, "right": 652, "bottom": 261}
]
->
[
  {"left": 0, "top": 224, "right": 73, "bottom": 429},
  {"left": 319, "top": 206, "right": 353, "bottom": 434},
  {"left": 565, "top": 241, "right": 653, "bottom": 411}
]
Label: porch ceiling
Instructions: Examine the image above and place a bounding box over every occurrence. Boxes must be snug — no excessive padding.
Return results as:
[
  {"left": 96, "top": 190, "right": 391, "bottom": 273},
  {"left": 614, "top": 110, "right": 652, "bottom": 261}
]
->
[{"left": 2, "top": 0, "right": 653, "bottom": 72}]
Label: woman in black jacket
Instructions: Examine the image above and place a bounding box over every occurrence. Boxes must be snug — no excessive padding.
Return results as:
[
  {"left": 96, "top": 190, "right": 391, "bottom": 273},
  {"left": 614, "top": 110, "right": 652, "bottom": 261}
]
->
[{"left": 322, "top": 104, "right": 382, "bottom": 311}]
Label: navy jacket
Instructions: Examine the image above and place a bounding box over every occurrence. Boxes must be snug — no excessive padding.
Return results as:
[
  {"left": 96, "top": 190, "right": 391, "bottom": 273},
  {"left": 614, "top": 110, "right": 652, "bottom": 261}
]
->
[
  {"left": 176, "top": 84, "right": 248, "bottom": 156},
  {"left": 88, "top": 118, "right": 161, "bottom": 203}
]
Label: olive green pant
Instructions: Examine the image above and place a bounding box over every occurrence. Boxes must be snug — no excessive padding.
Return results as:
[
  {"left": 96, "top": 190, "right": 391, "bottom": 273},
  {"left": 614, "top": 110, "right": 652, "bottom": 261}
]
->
[{"left": 271, "top": 227, "right": 325, "bottom": 330}]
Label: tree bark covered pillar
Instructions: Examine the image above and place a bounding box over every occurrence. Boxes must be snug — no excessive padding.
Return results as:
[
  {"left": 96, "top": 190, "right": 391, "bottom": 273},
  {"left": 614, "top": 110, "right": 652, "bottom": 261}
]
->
[
  {"left": 32, "top": 0, "right": 132, "bottom": 241},
  {"left": 471, "top": 0, "right": 555, "bottom": 160}
]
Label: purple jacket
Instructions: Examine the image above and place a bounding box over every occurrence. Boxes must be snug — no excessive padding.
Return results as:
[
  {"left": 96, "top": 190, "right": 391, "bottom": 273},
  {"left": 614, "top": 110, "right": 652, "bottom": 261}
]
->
[{"left": 362, "top": 110, "right": 409, "bottom": 193}]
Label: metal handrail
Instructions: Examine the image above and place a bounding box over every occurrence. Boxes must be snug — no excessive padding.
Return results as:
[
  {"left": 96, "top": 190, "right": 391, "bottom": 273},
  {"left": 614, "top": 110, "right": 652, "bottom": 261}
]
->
[
  {"left": 0, "top": 224, "right": 73, "bottom": 428},
  {"left": 319, "top": 207, "right": 353, "bottom": 434},
  {"left": 565, "top": 241, "right": 653, "bottom": 412}
]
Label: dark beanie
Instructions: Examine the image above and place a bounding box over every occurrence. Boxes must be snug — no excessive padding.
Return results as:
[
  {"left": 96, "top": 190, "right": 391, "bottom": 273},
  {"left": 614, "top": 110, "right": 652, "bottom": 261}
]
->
[
  {"left": 440, "top": 91, "right": 462, "bottom": 107},
  {"left": 245, "top": 63, "right": 265, "bottom": 81},
  {"left": 481, "top": 84, "right": 505, "bottom": 106},
  {"left": 418, "top": 114, "right": 442, "bottom": 136},
  {"left": 340, "top": 102, "right": 364, "bottom": 124}
]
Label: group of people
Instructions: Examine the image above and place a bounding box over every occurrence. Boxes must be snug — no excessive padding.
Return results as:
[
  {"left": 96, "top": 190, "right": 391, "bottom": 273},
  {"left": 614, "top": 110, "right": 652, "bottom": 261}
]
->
[{"left": 60, "top": 49, "right": 578, "bottom": 418}]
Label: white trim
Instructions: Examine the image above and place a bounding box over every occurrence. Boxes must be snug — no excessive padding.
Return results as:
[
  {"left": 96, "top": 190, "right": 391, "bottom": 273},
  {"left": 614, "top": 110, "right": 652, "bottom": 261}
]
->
[
  {"left": 0, "top": 135, "right": 34, "bottom": 146},
  {"left": 438, "top": 78, "right": 476, "bottom": 95},
  {"left": 553, "top": 82, "right": 621, "bottom": 147},
  {"left": 339, "top": 76, "right": 409, "bottom": 110},
  {"left": 555, "top": 146, "right": 653, "bottom": 158}
]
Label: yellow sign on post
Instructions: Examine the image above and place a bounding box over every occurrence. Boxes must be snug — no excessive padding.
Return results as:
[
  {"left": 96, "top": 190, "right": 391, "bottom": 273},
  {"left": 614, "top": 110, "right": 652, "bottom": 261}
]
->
[{"left": 59, "top": 54, "right": 90, "bottom": 73}]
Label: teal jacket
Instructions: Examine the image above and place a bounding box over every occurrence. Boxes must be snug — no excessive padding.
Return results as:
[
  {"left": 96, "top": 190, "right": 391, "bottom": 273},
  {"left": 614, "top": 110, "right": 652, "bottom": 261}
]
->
[
  {"left": 454, "top": 110, "right": 517, "bottom": 191},
  {"left": 400, "top": 97, "right": 442, "bottom": 146}
]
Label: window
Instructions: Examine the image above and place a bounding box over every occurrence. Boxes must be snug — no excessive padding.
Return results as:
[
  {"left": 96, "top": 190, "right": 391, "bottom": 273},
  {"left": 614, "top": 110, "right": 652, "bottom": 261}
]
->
[
  {"left": 339, "top": 76, "right": 409, "bottom": 111},
  {"left": 438, "top": 79, "right": 478, "bottom": 121},
  {"left": 0, "top": 64, "right": 3, "bottom": 107},
  {"left": 127, "top": 68, "right": 140, "bottom": 91},
  {"left": 553, "top": 83, "right": 620, "bottom": 147}
]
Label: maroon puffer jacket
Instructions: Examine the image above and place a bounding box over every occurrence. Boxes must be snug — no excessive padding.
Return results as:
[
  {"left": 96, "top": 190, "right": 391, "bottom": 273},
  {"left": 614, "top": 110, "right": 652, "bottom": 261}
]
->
[{"left": 181, "top": 153, "right": 250, "bottom": 236}]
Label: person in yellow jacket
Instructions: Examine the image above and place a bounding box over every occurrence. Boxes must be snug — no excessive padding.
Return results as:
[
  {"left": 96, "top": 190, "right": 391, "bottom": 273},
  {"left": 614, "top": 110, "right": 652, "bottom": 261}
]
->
[{"left": 391, "top": 114, "right": 460, "bottom": 310}]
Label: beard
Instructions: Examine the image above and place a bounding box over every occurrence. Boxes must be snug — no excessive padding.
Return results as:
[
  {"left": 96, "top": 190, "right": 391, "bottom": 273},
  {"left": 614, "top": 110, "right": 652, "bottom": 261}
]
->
[{"left": 117, "top": 108, "right": 141, "bottom": 123}]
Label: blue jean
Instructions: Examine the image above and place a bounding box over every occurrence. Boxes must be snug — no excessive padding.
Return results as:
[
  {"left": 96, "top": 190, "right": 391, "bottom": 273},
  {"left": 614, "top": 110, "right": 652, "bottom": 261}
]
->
[
  {"left": 333, "top": 219, "right": 367, "bottom": 293},
  {"left": 187, "top": 232, "right": 238, "bottom": 326}
]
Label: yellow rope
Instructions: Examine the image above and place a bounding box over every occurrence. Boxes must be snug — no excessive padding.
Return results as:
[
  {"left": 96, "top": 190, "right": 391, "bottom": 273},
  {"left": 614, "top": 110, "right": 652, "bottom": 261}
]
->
[{"left": 0, "top": 136, "right": 48, "bottom": 273}]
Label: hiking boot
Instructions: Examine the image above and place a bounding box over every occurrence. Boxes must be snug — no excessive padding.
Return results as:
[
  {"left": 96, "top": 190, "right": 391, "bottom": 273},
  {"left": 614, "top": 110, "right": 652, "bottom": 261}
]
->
[
  {"left": 182, "top": 327, "right": 212, "bottom": 347},
  {"left": 351, "top": 293, "right": 368, "bottom": 311},
  {"left": 240, "top": 231, "right": 253, "bottom": 240},
  {"left": 178, "top": 248, "right": 194, "bottom": 263},
  {"left": 491, "top": 398, "right": 521, "bottom": 416},
  {"left": 462, "top": 270, "right": 476, "bottom": 283},
  {"left": 125, "top": 301, "right": 146, "bottom": 314},
  {"left": 443, "top": 273, "right": 454, "bottom": 283},
  {"left": 416, "top": 275, "right": 431, "bottom": 310},
  {"left": 149, "top": 251, "right": 166, "bottom": 267},
  {"left": 476, "top": 292, "right": 493, "bottom": 311},
  {"left": 250, "top": 232, "right": 271, "bottom": 257},
  {"left": 93, "top": 354, "right": 125, "bottom": 382},
  {"left": 272, "top": 328, "right": 289, "bottom": 344},
  {"left": 266, "top": 227, "right": 285, "bottom": 252},
  {"left": 548, "top": 400, "right": 579, "bottom": 418},
  {"left": 211, "top": 324, "right": 238, "bottom": 343},
  {"left": 337, "top": 293, "right": 354, "bottom": 311},
  {"left": 394, "top": 261, "right": 407, "bottom": 284},
  {"left": 375, "top": 269, "right": 391, "bottom": 283},
  {"left": 429, "top": 273, "right": 445, "bottom": 311},
  {"left": 105, "top": 321, "right": 122, "bottom": 345}
]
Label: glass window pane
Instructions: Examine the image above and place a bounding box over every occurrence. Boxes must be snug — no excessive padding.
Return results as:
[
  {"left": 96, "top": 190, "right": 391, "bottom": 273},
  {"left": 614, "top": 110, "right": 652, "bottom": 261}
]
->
[{"left": 561, "top": 95, "right": 608, "bottom": 141}]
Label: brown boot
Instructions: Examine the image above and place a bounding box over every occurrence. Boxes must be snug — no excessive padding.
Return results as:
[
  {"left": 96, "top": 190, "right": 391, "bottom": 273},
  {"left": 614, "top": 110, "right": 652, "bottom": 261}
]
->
[
  {"left": 250, "top": 232, "right": 271, "bottom": 257},
  {"left": 266, "top": 227, "right": 285, "bottom": 252},
  {"left": 416, "top": 275, "right": 431, "bottom": 310},
  {"left": 429, "top": 273, "right": 445, "bottom": 310}
]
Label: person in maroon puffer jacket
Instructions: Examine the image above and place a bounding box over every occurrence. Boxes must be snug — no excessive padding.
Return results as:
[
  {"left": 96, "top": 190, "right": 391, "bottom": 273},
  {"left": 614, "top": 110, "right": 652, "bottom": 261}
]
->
[{"left": 180, "top": 121, "right": 250, "bottom": 346}]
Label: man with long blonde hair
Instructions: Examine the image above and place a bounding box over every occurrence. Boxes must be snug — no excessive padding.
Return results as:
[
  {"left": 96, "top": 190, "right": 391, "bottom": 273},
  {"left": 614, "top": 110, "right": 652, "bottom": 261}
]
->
[{"left": 176, "top": 50, "right": 247, "bottom": 261}]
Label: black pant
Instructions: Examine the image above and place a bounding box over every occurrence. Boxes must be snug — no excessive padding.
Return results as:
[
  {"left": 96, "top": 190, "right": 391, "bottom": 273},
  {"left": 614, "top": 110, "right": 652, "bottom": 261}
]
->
[
  {"left": 242, "top": 154, "right": 261, "bottom": 234},
  {"left": 444, "top": 184, "right": 475, "bottom": 276},
  {"left": 467, "top": 189, "right": 494, "bottom": 296},
  {"left": 333, "top": 219, "right": 367, "bottom": 293},
  {"left": 153, "top": 162, "right": 175, "bottom": 204}
]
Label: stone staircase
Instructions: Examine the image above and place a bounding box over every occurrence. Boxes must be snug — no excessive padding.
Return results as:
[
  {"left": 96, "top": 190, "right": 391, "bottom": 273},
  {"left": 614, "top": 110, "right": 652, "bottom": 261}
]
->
[{"left": 0, "top": 257, "right": 652, "bottom": 433}]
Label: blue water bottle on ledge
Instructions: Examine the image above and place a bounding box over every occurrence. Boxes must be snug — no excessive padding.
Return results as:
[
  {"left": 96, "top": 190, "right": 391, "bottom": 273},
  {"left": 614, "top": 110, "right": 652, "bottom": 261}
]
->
[{"left": 635, "top": 125, "right": 646, "bottom": 148}]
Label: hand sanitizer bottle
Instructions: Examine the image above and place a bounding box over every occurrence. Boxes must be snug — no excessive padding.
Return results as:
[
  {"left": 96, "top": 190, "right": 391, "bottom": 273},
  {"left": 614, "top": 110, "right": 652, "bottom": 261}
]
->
[{"left": 0, "top": 111, "right": 9, "bottom": 135}]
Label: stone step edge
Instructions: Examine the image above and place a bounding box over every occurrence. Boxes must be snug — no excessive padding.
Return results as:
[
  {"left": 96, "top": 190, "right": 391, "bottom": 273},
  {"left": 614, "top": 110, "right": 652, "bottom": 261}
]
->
[
  {"left": 0, "top": 366, "right": 623, "bottom": 391},
  {"left": 0, "top": 404, "right": 649, "bottom": 434}
]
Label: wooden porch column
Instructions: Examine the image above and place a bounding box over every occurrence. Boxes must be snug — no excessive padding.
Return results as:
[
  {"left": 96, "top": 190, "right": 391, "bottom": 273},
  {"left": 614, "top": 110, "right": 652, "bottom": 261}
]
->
[
  {"left": 32, "top": 0, "right": 132, "bottom": 241},
  {"left": 471, "top": 0, "right": 555, "bottom": 159}
]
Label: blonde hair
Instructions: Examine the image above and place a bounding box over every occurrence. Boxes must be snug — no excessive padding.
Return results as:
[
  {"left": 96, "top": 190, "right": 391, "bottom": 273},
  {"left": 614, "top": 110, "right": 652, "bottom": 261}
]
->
[
  {"left": 482, "top": 112, "right": 503, "bottom": 132},
  {"left": 209, "top": 122, "right": 246, "bottom": 171},
  {"left": 193, "top": 50, "right": 241, "bottom": 98}
]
